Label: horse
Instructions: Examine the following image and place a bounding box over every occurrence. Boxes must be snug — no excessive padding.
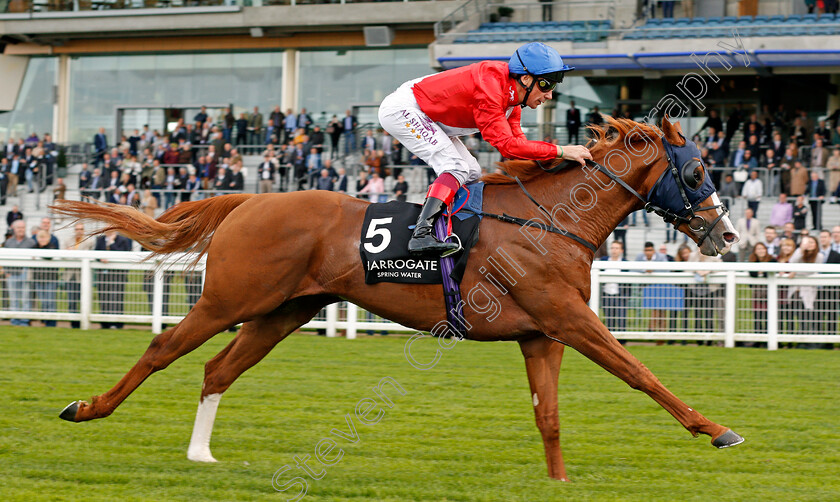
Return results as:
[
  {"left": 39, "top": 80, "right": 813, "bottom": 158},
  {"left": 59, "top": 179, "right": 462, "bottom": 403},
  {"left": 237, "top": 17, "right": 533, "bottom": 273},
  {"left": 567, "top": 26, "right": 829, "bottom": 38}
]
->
[{"left": 51, "top": 117, "right": 742, "bottom": 482}]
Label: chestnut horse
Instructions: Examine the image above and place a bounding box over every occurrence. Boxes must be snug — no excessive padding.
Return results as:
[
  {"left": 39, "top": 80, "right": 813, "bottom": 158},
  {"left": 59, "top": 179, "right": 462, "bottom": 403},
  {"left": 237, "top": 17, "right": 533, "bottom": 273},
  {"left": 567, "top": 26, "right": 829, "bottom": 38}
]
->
[{"left": 53, "top": 117, "right": 742, "bottom": 481}]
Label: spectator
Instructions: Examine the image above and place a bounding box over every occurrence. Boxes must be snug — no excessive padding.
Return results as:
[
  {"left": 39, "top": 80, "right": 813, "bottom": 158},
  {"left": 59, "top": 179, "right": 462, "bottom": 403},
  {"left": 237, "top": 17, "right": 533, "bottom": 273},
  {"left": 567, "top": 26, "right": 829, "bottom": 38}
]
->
[
  {"left": 296, "top": 108, "right": 313, "bottom": 135},
  {"left": 264, "top": 119, "right": 278, "bottom": 145},
  {"left": 807, "top": 171, "right": 826, "bottom": 230},
  {"left": 360, "top": 171, "right": 386, "bottom": 203},
  {"left": 736, "top": 207, "right": 760, "bottom": 261},
  {"left": 394, "top": 174, "right": 408, "bottom": 202},
  {"left": 748, "top": 242, "right": 776, "bottom": 335},
  {"left": 343, "top": 109, "right": 358, "bottom": 155},
  {"left": 789, "top": 161, "right": 809, "bottom": 196},
  {"left": 94, "top": 230, "right": 132, "bottom": 329},
  {"left": 64, "top": 223, "right": 93, "bottom": 328},
  {"left": 566, "top": 100, "right": 581, "bottom": 144},
  {"left": 770, "top": 132, "right": 785, "bottom": 159},
  {"left": 316, "top": 169, "right": 334, "bottom": 191},
  {"left": 78, "top": 162, "right": 92, "bottom": 191},
  {"left": 193, "top": 105, "right": 208, "bottom": 124},
  {"left": 792, "top": 195, "right": 808, "bottom": 230},
  {"left": 269, "top": 106, "right": 284, "bottom": 136},
  {"left": 309, "top": 125, "right": 325, "bottom": 154},
  {"left": 306, "top": 147, "right": 322, "bottom": 188},
  {"left": 93, "top": 127, "right": 108, "bottom": 167},
  {"left": 3, "top": 220, "right": 36, "bottom": 326},
  {"left": 141, "top": 189, "right": 158, "bottom": 218},
  {"left": 687, "top": 247, "right": 722, "bottom": 336},
  {"left": 779, "top": 162, "right": 792, "bottom": 196},
  {"left": 33, "top": 217, "right": 59, "bottom": 248},
  {"left": 760, "top": 225, "right": 781, "bottom": 258},
  {"left": 258, "top": 154, "right": 275, "bottom": 194},
  {"left": 51, "top": 177, "right": 66, "bottom": 203},
  {"left": 586, "top": 106, "right": 603, "bottom": 128},
  {"left": 739, "top": 149, "right": 758, "bottom": 172},
  {"left": 827, "top": 148, "right": 840, "bottom": 198},
  {"left": 831, "top": 225, "right": 840, "bottom": 254},
  {"left": 32, "top": 229, "right": 59, "bottom": 327},
  {"left": 326, "top": 115, "right": 343, "bottom": 160},
  {"left": 613, "top": 216, "right": 629, "bottom": 253},
  {"left": 789, "top": 235, "right": 826, "bottom": 339},
  {"left": 636, "top": 241, "right": 668, "bottom": 334},
  {"left": 356, "top": 170, "right": 369, "bottom": 201},
  {"left": 717, "top": 174, "right": 738, "bottom": 210},
  {"left": 769, "top": 193, "right": 793, "bottom": 228},
  {"left": 6, "top": 154, "right": 20, "bottom": 197},
  {"left": 335, "top": 167, "right": 348, "bottom": 193},
  {"left": 248, "top": 107, "right": 263, "bottom": 145},
  {"left": 222, "top": 107, "right": 235, "bottom": 143},
  {"left": 811, "top": 138, "right": 829, "bottom": 168},
  {"left": 600, "top": 241, "right": 628, "bottom": 332},
  {"left": 283, "top": 108, "right": 297, "bottom": 145},
  {"left": 228, "top": 163, "right": 245, "bottom": 191},
  {"left": 741, "top": 170, "right": 763, "bottom": 214},
  {"left": 235, "top": 113, "right": 248, "bottom": 146},
  {"left": 6, "top": 204, "right": 23, "bottom": 228},
  {"left": 730, "top": 140, "right": 747, "bottom": 167}
]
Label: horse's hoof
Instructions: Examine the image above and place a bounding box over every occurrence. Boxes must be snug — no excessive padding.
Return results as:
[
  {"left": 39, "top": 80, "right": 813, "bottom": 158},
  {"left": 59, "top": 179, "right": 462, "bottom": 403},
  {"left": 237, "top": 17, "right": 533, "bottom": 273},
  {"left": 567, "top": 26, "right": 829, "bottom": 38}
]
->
[
  {"left": 712, "top": 429, "right": 744, "bottom": 448},
  {"left": 59, "top": 401, "right": 81, "bottom": 422}
]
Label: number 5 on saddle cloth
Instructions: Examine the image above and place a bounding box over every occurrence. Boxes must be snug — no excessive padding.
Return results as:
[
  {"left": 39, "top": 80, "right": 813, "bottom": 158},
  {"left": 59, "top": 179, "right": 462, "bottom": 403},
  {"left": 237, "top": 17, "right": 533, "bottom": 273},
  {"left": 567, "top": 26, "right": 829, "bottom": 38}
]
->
[{"left": 359, "top": 182, "right": 483, "bottom": 285}]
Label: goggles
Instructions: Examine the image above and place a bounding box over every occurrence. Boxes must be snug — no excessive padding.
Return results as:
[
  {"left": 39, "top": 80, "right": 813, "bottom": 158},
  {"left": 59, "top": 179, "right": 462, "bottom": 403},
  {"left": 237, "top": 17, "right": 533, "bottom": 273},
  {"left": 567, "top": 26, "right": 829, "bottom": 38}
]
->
[{"left": 536, "top": 77, "right": 558, "bottom": 93}]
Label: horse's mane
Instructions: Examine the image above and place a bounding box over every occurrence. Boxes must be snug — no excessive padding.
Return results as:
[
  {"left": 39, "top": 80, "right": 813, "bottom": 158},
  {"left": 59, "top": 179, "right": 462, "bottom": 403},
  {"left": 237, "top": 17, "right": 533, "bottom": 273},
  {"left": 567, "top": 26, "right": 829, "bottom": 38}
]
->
[{"left": 482, "top": 117, "right": 663, "bottom": 185}]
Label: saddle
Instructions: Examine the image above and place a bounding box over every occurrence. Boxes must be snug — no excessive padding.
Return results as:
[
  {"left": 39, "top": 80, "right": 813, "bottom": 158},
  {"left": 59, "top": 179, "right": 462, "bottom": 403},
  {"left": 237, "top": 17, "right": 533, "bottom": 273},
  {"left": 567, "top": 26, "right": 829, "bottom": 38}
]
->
[
  {"left": 359, "top": 182, "right": 485, "bottom": 339},
  {"left": 359, "top": 182, "right": 484, "bottom": 285}
]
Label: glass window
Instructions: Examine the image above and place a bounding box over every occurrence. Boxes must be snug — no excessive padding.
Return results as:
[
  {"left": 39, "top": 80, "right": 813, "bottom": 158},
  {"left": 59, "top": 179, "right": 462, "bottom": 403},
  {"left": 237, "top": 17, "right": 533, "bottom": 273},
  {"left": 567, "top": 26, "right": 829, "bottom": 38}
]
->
[
  {"left": 0, "top": 57, "right": 57, "bottom": 142},
  {"left": 298, "top": 48, "right": 430, "bottom": 125},
  {"left": 68, "top": 52, "right": 284, "bottom": 143}
]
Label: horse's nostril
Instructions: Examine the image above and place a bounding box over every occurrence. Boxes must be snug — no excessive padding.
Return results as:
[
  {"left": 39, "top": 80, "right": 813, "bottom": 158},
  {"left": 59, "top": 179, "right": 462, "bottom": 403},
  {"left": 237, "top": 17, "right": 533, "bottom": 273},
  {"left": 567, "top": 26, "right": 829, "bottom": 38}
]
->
[{"left": 723, "top": 232, "right": 737, "bottom": 243}]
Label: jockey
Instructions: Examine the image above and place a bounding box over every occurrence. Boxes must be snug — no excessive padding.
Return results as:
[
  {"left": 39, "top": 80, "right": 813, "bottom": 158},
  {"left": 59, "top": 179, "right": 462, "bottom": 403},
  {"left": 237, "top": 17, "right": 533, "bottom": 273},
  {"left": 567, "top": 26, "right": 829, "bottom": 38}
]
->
[{"left": 378, "top": 42, "right": 593, "bottom": 255}]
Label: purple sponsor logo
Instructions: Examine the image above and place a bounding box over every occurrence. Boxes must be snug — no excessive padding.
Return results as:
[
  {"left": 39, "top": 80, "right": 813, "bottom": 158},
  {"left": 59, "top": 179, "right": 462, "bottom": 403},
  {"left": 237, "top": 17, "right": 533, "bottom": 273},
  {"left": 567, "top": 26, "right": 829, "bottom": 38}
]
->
[{"left": 400, "top": 110, "right": 439, "bottom": 146}]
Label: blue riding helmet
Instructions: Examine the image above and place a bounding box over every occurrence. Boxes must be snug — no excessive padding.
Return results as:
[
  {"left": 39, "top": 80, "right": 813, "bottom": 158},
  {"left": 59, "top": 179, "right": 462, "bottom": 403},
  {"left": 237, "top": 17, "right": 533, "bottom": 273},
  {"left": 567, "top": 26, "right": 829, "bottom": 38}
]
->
[{"left": 508, "top": 42, "right": 574, "bottom": 83}]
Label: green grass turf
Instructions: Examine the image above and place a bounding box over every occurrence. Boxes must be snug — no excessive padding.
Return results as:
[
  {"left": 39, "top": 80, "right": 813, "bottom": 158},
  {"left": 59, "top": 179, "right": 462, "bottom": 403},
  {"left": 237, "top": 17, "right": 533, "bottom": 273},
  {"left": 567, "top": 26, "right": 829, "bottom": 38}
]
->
[{"left": 1, "top": 328, "right": 838, "bottom": 501}]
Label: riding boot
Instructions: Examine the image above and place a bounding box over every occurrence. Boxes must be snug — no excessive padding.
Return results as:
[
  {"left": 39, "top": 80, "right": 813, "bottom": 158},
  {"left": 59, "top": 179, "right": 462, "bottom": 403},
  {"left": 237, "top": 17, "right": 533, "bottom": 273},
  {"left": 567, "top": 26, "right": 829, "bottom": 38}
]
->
[{"left": 408, "top": 179, "right": 459, "bottom": 255}]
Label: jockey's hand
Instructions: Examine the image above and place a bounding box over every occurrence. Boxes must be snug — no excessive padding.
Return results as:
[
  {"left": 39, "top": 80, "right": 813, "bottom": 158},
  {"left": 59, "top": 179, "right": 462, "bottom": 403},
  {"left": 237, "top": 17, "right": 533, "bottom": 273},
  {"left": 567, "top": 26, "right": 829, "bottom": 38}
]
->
[{"left": 559, "top": 145, "right": 592, "bottom": 166}]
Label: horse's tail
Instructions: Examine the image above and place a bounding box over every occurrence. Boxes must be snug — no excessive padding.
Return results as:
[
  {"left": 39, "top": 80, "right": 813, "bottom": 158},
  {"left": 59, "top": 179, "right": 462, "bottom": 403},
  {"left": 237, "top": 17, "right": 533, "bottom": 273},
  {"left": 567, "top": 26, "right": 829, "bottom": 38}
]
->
[{"left": 50, "top": 194, "right": 256, "bottom": 259}]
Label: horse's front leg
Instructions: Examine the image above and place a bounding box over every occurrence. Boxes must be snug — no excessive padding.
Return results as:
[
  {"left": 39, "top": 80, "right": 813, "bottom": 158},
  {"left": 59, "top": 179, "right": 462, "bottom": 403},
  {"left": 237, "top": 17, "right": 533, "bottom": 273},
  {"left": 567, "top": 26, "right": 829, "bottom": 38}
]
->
[
  {"left": 519, "top": 335, "right": 568, "bottom": 481},
  {"left": 541, "top": 300, "right": 743, "bottom": 448}
]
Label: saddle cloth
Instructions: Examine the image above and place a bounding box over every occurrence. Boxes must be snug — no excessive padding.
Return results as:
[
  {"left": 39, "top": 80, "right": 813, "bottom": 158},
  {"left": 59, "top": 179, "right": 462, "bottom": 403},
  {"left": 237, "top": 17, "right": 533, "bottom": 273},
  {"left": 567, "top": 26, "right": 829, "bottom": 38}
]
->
[{"left": 359, "top": 182, "right": 484, "bottom": 285}]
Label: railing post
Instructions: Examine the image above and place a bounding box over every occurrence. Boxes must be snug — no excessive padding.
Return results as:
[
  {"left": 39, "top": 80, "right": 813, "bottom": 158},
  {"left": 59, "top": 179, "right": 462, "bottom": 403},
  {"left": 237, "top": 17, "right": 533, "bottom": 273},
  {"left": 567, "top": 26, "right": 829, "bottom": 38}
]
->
[
  {"left": 766, "top": 272, "right": 778, "bottom": 351},
  {"left": 326, "top": 302, "right": 338, "bottom": 337},
  {"left": 152, "top": 267, "right": 164, "bottom": 335},
  {"left": 589, "top": 266, "right": 601, "bottom": 315},
  {"left": 346, "top": 303, "right": 358, "bottom": 340},
  {"left": 80, "top": 258, "right": 92, "bottom": 330},
  {"left": 724, "top": 270, "right": 736, "bottom": 348}
]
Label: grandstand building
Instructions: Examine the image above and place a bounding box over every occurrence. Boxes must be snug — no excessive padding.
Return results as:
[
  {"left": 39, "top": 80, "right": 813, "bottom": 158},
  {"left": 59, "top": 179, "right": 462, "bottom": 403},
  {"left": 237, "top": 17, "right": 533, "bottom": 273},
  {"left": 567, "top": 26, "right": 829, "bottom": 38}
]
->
[{"left": 0, "top": 0, "right": 838, "bottom": 142}]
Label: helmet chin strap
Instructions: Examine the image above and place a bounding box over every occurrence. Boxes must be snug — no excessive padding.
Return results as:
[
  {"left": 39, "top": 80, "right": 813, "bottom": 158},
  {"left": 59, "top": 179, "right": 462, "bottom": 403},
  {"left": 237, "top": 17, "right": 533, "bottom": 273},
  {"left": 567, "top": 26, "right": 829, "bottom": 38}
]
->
[{"left": 516, "top": 76, "right": 537, "bottom": 108}]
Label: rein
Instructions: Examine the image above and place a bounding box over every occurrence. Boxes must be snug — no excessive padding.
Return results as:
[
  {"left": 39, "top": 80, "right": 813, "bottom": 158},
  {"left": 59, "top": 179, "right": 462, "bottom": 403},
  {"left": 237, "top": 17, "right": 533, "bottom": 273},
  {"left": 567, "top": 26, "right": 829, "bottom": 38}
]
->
[{"left": 473, "top": 136, "right": 729, "bottom": 254}]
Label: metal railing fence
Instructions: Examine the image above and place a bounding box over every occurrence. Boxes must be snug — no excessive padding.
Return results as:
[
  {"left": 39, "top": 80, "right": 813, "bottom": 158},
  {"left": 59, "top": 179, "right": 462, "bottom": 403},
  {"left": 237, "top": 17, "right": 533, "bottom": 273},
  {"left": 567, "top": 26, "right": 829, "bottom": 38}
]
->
[{"left": 2, "top": 250, "right": 840, "bottom": 350}]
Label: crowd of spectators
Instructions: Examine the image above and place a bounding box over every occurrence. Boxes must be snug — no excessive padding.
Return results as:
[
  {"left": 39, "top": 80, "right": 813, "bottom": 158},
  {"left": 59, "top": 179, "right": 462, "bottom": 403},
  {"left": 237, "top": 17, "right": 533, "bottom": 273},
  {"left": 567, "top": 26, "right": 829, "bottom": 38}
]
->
[
  {"left": 0, "top": 132, "right": 58, "bottom": 204},
  {"left": 76, "top": 105, "right": 427, "bottom": 211}
]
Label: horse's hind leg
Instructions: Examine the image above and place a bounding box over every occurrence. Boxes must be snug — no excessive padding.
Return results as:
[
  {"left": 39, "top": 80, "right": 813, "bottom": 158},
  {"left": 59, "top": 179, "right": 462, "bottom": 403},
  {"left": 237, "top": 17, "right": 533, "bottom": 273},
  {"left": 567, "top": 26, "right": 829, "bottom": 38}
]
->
[
  {"left": 60, "top": 296, "right": 238, "bottom": 422},
  {"left": 188, "top": 296, "right": 330, "bottom": 462},
  {"left": 519, "top": 335, "right": 568, "bottom": 481},
  {"left": 546, "top": 301, "right": 743, "bottom": 448}
]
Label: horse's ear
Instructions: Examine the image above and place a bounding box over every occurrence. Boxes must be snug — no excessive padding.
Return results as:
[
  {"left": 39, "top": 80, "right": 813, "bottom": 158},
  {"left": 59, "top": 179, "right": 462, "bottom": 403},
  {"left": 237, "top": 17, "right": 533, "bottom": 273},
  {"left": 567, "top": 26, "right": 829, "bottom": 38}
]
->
[{"left": 661, "top": 115, "right": 686, "bottom": 146}]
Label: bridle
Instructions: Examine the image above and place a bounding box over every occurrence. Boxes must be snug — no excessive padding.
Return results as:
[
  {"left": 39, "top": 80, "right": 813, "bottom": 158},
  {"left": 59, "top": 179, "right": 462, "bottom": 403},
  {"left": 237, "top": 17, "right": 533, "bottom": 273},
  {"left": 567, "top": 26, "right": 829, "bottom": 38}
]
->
[{"left": 537, "top": 135, "right": 729, "bottom": 250}]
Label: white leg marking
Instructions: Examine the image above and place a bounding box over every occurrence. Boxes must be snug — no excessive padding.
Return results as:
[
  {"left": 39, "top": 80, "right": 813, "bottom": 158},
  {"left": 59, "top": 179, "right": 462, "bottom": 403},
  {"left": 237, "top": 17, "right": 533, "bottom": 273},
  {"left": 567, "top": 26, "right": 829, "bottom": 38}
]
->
[
  {"left": 187, "top": 393, "right": 222, "bottom": 462},
  {"left": 533, "top": 393, "right": 539, "bottom": 407}
]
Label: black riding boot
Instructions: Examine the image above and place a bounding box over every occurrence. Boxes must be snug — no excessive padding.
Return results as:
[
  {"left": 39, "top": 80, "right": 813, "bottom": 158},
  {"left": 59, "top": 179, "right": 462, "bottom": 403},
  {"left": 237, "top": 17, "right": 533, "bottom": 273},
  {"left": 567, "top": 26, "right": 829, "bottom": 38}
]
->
[{"left": 408, "top": 196, "right": 459, "bottom": 255}]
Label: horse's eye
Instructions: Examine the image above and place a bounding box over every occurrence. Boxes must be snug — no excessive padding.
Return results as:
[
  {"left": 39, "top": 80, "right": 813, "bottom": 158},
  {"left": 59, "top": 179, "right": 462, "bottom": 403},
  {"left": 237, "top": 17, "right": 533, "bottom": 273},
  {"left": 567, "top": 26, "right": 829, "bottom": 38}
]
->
[{"left": 682, "top": 162, "right": 704, "bottom": 189}]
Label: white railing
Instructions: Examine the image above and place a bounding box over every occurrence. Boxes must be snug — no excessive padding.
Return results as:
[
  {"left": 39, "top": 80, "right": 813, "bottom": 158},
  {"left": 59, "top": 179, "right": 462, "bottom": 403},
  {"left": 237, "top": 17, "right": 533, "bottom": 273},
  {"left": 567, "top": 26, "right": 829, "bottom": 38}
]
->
[{"left": 2, "top": 249, "right": 839, "bottom": 349}]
